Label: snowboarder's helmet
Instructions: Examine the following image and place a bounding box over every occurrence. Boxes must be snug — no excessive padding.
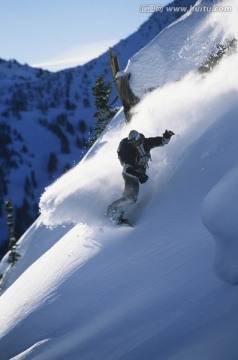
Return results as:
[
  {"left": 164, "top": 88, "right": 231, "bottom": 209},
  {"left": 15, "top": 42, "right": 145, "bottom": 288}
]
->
[{"left": 128, "top": 130, "right": 141, "bottom": 144}]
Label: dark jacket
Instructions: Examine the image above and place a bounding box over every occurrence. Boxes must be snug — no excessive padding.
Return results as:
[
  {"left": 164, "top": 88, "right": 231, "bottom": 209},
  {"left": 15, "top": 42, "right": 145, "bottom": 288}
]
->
[{"left": 123, "top": 135, "right": 164, "bottom": 168}]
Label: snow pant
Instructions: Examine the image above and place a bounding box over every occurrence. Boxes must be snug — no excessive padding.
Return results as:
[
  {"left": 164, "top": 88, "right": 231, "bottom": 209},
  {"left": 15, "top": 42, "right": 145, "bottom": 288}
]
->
[{"left": 107, "top": 173, "right": 139, "bottom": 221}]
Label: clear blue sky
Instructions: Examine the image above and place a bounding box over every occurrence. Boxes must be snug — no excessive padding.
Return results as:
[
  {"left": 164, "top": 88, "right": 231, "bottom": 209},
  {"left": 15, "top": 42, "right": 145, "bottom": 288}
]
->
[{"left": 0, "top": 0, "right": 170, "bottom": 71}]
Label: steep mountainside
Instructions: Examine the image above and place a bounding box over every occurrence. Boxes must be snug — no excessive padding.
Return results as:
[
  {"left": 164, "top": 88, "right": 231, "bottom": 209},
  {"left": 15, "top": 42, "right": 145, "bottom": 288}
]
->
[
  {"left": 0, "top": 0, "right": 197, "bottom": 255},
  {"left": 0, "top": 1, "right": 238, "bottom": 359}
]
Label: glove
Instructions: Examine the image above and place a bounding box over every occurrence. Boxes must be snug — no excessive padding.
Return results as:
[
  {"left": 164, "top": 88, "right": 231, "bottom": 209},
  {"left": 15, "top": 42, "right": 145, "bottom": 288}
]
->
[
  {"left": 126, "top": 167, "right": 149, "bottom": 184},
  {"left": 138, "top": 173, "right": 149, "bottom": 184},
  {"left": 163, "top": 130, "right": 175, "bottom": 139}
]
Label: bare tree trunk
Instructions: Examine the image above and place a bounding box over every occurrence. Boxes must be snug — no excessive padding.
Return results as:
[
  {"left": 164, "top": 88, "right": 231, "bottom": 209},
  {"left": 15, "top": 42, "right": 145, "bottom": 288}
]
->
[{"left": 109, "top": 48, "right": 139, "bottom": 123}]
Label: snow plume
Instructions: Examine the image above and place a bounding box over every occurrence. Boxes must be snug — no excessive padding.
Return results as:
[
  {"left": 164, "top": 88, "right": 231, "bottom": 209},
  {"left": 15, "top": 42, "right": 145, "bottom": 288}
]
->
[
  {"left": 127, "top": 0, "right": 237, "bottom": 98},
  {"left": 2, "top": 3, "right": 238, "bottom": 359},
  {"left": 40, "top": 0, "right": 238, "bottom": 228},
  {"left": 207, "top": 0, "right": 238, "bottom": 41},
  {"left": 40, "top": 49, "right": 238, "bottom": 228}
]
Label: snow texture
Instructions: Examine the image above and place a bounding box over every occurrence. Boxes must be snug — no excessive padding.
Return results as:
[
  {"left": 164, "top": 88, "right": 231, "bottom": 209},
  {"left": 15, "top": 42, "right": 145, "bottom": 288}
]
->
[
  {"left": 0, "top": 0, "right": 238, "bottom": 359},
  {"left": 201, "top": 165, "right": 238, "bottom": 284}
]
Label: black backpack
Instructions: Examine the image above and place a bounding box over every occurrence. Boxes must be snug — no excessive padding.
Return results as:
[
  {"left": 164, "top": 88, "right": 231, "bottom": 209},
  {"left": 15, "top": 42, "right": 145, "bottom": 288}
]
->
[{"left": 117, "top": 138, "right": 128, "bottom": 166}]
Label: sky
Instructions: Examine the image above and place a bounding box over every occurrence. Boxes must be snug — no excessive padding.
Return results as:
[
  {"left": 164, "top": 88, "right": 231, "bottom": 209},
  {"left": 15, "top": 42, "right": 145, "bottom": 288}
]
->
[{"left": 0, "top": 0, "right": 170, "bottom": 72}]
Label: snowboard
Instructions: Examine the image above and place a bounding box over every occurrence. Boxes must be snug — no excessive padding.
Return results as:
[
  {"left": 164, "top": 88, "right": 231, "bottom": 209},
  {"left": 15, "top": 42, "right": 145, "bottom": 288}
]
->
[
  {"left": 116, "top": 218, "right": 134, "bottom": 227},
  {"left": 104, "top": 208, "right": 134, "bottom": 228},
  {"left": 104, "top": 213, "right": 134, "bottom": 227}
]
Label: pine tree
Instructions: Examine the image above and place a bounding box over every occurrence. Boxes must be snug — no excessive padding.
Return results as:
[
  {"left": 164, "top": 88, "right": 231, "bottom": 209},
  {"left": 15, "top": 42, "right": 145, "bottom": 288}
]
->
[
  {"left": 47, "top": 152, "right": 58, "bottom": 175},
  {"left": 199, "top": 38, "right": 237, "bottom": 73},
  {"left": 5, "top": 199, "right": 20, "bottom": 265},
  {"left": 91, "top": 75, "right": 118, "bottom": 144}
]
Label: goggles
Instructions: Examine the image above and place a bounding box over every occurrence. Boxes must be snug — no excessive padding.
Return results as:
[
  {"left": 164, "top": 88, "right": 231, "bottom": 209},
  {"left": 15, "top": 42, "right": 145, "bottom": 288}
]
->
[{"left": 129, "top": 133, "right": 141, "bottom": 144}]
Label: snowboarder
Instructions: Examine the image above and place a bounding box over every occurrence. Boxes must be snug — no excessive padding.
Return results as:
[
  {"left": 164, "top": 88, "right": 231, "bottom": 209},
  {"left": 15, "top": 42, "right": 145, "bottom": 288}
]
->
[{"left": 106, "top": 129, "right": 174, "bottom": 225}]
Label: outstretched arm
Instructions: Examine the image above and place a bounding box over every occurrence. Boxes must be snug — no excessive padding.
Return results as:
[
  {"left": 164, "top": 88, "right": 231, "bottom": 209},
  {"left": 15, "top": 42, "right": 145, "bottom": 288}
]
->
[{"left": 146, "top": 130, "right": 175, "bottom": 148}]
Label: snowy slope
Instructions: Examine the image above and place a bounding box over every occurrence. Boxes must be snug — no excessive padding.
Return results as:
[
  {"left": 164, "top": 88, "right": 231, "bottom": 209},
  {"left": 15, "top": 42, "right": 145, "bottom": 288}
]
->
[
  {"left": 1, "top": 0, "right": 238, "bottom": 359},
  {"left": 0, "top": 0, "right": 197, "bottom": 254}
]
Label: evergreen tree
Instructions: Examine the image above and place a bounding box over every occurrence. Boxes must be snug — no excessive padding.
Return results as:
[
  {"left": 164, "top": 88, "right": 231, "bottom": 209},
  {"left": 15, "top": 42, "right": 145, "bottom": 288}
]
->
[
  {"left": 47, "top": 152, "right": 58, "bottom": 175},
  {"left": 78, "top": 119, "right": 87, "bottom": 135},
  {"left": 91, "top": 74, "right": 118, "bottom": 143},
  {"left": 5, "top": 199, "right": 20, "bottom": 265},
  {"left": 199, "top": 39, "right": 237, "bottom": 73}
]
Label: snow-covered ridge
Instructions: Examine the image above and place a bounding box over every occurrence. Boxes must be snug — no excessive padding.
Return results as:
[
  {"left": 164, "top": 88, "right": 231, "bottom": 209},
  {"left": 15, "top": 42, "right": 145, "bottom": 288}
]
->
[
  {"left": 0, "top": 0, "right": 238, "bottom": 359},
  {"left": 128, "top": 0, "right": 237, "bottom": 97}
]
